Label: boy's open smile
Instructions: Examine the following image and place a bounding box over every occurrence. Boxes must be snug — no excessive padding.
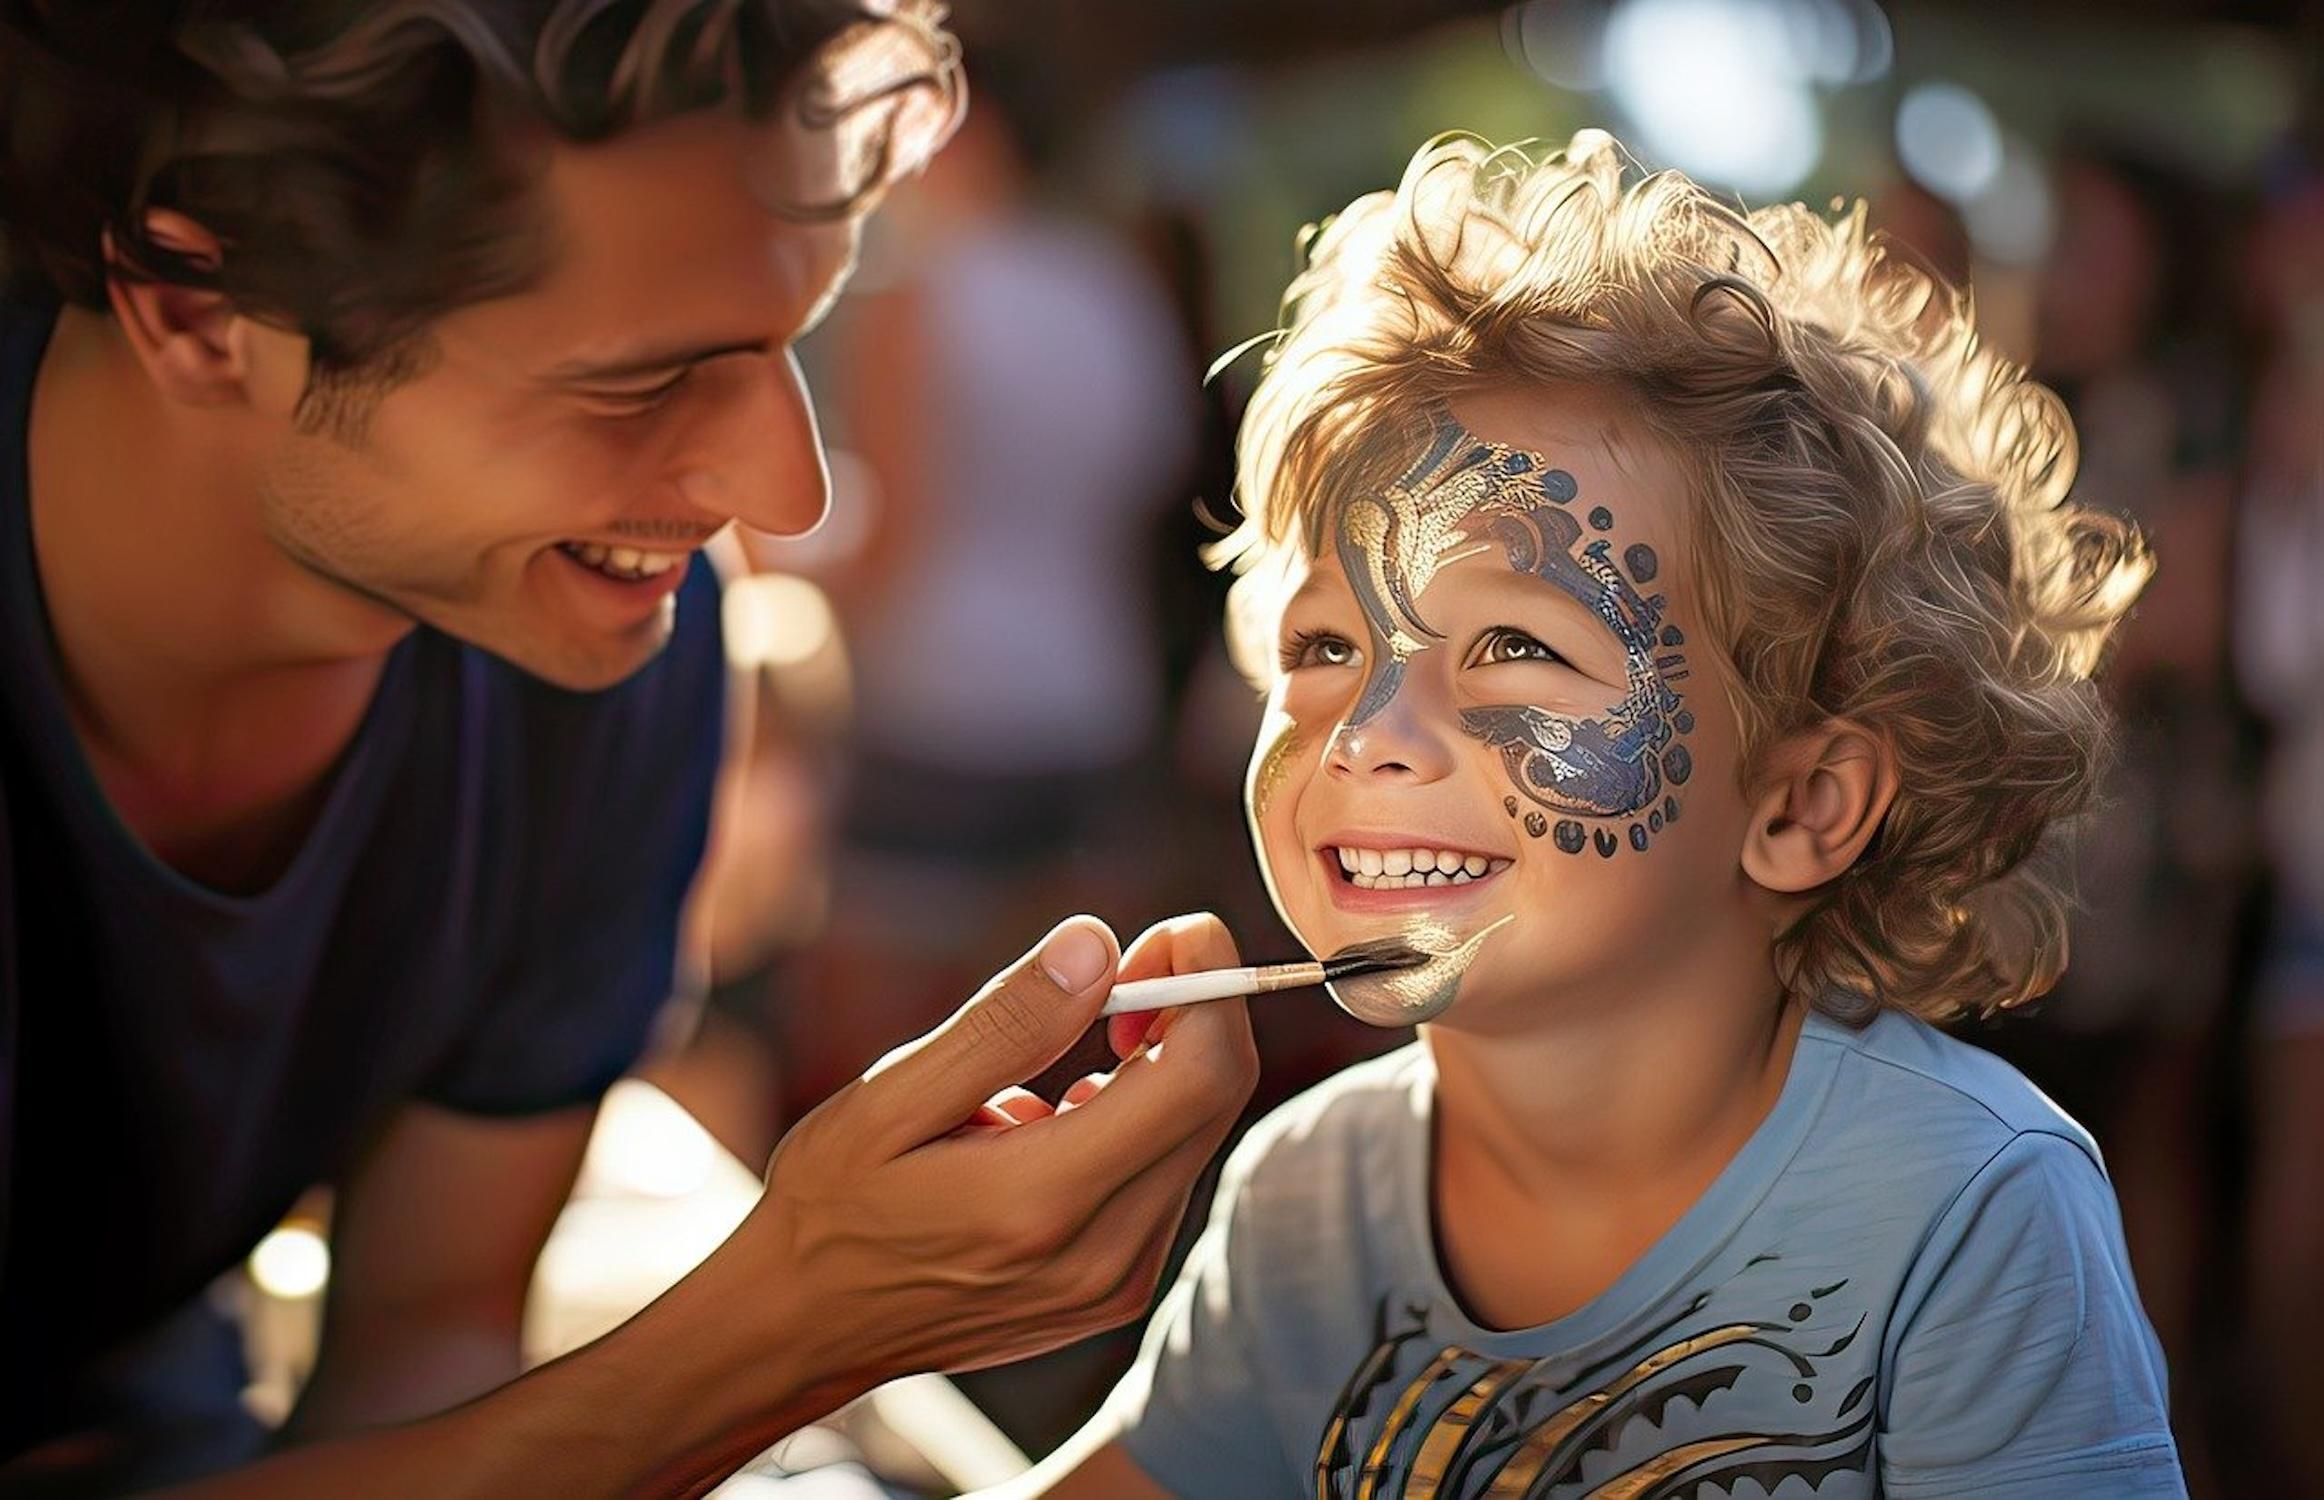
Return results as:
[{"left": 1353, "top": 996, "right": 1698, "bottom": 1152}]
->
[{"left": 1319, "top": 836, "right": 1516, "bottom": 913}]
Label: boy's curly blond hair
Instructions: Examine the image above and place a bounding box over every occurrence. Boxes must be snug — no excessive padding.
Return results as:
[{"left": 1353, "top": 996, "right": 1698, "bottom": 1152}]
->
[{"left": 1215, "top": 130, "right": 2153, "bottom": 1025}]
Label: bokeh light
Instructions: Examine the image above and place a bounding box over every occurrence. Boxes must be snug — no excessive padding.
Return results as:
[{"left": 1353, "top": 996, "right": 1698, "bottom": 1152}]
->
[
  {"left": 247, "top": 1225, "right": 329, "bottom": 1301},
  {"left": 1896, "top": 81, "right": 2004, "bottom": 204},
  {"left": 724, "top": 574, "right": 840, "bottom": 672},
  {"left": 1602, "top": 0, "right": 1823, "bottom": 196}
]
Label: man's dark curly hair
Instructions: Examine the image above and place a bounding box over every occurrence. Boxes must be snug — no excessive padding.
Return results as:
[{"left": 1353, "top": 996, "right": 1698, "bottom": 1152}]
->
[{"left": 0, "top": 0, "right": 959, "bottom": 403}]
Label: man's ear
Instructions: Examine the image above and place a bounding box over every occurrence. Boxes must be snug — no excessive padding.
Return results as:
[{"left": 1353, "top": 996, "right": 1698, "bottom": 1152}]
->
[
  {"left": 103, "top": 209, "right": 290, "bottom": 411},
  {"left": 1739, "top": 719, "right": 1898, "bottom": 896}
]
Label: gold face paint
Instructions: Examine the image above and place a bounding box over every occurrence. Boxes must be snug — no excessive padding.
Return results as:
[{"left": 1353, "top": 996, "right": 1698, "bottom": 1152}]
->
[
  {"left": 1248, "top": 711, "right": 1302, "bottom": 824},
  {"left": 1327, "top": 913, "right": 1514, "bottom": 1025}
]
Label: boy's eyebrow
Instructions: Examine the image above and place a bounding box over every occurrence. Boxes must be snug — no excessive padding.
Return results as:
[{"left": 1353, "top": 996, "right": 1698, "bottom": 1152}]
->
[
  {"left": 542, "top": 336, "right": 775, "bottom": 384},
  {"left": 1281, "top": 565, "right": 1356, "bottom": 616}
]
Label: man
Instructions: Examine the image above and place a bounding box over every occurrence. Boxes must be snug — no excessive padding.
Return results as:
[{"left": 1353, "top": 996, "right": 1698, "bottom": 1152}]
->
[{"left": 0, "top": 2, "right": 1257, "bottom": 1493}]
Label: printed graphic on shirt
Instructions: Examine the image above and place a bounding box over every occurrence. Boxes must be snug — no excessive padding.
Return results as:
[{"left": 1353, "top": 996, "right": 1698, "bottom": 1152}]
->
[{"left": 1314, "top": 1262, "right": 1874, "bottom": 1499}]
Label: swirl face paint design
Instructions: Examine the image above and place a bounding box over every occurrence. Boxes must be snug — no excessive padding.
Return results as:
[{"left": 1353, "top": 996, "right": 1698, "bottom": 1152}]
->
[{"left": 1333, "top": 405, "right": 1692, "bottom": 855}]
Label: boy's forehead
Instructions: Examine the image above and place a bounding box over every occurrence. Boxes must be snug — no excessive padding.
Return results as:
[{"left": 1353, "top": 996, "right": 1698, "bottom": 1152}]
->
[
  {"left": 1436, "top": 386, "right": 1685, "bottom": 549},
  {"left": 1304, "top": 387, "right": 1688, "bottom": 598},
  {"left": 1308, "top": 387, "right": 1685, "bottom": 555}
]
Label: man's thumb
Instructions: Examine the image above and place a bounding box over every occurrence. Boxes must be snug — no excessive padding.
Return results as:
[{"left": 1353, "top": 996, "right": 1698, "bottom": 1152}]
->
[{"left": 860, "top": 916, "right": 1119, "bottom": 1150}]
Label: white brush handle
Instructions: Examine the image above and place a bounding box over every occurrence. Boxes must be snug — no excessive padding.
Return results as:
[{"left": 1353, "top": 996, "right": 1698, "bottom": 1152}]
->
[{"left": 1099, "top": 962, "right": 1324, "bottom": 1017}]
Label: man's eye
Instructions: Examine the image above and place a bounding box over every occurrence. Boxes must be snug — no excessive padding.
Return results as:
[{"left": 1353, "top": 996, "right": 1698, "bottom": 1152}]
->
[
  {"left": 1475, "top": 628, "right": 1564, "bottom": 667},
  {"left": 587, "top": 370, "right": 693, "bottom": 415},
  {"left": 1280, "top": 630, "right": 1361, "bottom": 672}
]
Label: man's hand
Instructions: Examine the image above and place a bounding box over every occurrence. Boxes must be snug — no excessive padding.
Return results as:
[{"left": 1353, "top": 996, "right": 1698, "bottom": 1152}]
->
[{"left": 736, "top": 913, "right": 1258, "bottom": 1390}]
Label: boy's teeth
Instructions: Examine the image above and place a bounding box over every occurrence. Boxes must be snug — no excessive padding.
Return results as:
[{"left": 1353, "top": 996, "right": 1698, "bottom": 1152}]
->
[{"left": 1335, "top": 847, "right": 1515, "bottom": 890}]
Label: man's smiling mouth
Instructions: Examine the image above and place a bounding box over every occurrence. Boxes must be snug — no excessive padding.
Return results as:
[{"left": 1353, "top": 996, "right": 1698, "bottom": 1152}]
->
[{"left": 556, "top": 540, "right": 690, "bottom": 582}]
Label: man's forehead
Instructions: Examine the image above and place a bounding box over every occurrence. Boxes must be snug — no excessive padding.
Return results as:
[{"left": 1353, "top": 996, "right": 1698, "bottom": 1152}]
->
[{"left": 435, "top": 112, "right": 862, "bottom": 374}]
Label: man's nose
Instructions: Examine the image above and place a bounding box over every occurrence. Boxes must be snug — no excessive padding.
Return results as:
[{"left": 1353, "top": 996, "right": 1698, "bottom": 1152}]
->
[{"left": 674, "top": 349, "right": 830, "bottom": 538}]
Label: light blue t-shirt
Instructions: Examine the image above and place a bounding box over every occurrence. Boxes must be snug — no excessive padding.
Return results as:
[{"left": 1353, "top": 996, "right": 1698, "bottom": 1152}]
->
[{"left": 1105, "top": 1010, "right": 2182, "bottom": 1497}]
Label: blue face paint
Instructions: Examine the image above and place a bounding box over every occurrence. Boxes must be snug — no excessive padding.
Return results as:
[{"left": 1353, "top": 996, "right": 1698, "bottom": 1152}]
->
[{"left": 1330, "top": 405, "right": 1693, "bottom": 853}]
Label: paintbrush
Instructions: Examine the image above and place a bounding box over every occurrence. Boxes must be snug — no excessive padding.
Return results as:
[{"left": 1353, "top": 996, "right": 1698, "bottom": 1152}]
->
[{"left": 1098, "top": 937, "right": 1427, "bottom": 1017}]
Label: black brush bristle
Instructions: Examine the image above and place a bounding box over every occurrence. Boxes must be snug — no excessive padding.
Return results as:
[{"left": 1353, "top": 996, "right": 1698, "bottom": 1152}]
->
[{"left": 1319, "top": 938, "right": 1428, "bottom": 982}]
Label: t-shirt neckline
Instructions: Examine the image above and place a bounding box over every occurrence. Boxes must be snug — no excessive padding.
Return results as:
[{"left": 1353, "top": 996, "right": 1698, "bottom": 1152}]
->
[{"left": 1396, "top": 1008, "right": 1849, "bottom": 1356}]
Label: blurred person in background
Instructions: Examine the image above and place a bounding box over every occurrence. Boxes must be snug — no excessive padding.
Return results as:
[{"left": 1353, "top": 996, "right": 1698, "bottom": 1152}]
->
[
  {"left": 639, "top": 578, "right": 852, "bottom": 1168},
  {"left": 2234, "top": 163, "right": 2324, "bottom": 1497},
  {"left": 1967, "top": 146, "right": 2255, "bottom": 1486},
  {"left": 781, "top": 55, "right": 1199, "bottom": 1116}
]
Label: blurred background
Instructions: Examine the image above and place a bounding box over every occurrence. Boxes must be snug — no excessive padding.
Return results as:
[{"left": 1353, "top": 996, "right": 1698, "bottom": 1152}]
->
[{"left": 244, "top": 2, "right": 2324, "bottom": 1494}]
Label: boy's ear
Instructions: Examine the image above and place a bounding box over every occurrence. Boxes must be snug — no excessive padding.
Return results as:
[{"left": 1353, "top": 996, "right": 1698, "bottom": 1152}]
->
[
  {"left": 103, "top": 209, "right": 297, "bottom": 412},
  {"left": 1739, "top": 719, "right": 1898, "bottom": 896}
]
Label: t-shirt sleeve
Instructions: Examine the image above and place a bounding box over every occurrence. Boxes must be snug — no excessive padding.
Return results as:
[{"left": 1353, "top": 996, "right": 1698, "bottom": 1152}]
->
[
  {"left": 422, "top": 559, "right": 726, "bottom": 1115},
  {"left": 1879, "top": 1130, "right": 2185, "bottom": 1497},
  {"left": 1101, "top": 1131, "right": 1303, "bottom": 1497}
]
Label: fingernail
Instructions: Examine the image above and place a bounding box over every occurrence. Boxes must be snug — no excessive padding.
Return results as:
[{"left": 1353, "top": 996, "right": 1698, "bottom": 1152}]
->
[{"left": 1040, "top": 923, "right": 1111, "bottom": 994}]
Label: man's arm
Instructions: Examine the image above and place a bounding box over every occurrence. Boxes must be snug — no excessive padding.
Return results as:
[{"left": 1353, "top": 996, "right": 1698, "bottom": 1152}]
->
[
  {"left": 150, "top": 914, "right": 1257, "bottom": 1498},
  {"left": 281, "top": 1101, "right": 596, "bottom": 1442}
]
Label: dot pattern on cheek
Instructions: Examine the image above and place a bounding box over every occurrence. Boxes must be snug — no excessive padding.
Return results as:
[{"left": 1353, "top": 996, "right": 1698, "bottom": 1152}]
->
[{"left": 1329, "top": 404, "right": 1697, "bottom": 859}]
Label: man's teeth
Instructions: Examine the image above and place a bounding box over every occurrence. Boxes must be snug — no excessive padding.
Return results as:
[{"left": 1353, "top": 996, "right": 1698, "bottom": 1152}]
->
[
  {"left": 562, "top": 541, "right": 685, "bottom": 580},
  {"left": 1335, "top": 846, "right": 1512, "bottom": 889}
]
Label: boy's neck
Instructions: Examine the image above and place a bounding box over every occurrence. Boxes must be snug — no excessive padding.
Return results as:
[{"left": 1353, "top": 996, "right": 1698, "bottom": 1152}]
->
[
  {"left": 1423, "top": 955, "right": 1805, "bottom": 1207},
  {"left": 1418, "top": 951, "right": 1806, "bottom": 1330}
]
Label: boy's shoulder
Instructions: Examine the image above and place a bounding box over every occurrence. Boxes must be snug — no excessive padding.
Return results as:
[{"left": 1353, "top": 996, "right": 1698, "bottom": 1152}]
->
[
  {"left": 1227, "top": 1042, "right": 1430, "bottom": 1171},
  {"left": 1212, "top": 1043, "right": 1433, "bottom": 1234},
  {"left": 1802, "top": 1005, "right": 2102, "bottom": 1172},
  {"left": 1221, "top": 1012, "right": 2104, "bottom": 1202}
]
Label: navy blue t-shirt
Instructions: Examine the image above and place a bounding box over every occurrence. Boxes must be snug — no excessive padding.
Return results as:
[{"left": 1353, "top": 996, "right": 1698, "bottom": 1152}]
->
[{"left": 0, "top": 302, "right": 726, "bottom": 1463}]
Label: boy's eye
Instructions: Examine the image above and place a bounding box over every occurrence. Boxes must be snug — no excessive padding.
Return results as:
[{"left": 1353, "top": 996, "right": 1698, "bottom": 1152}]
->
[
  {"left": 1473, "top": 628, "right": 1565, "bottom": 667},
  {"left": 1281, "top": 629, "right": 1362, "bottom": 672}
]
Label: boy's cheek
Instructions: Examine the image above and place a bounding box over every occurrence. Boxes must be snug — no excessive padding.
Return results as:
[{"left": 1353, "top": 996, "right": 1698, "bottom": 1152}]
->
[{"left": 1247, "top": 706, "right": 1304, "bottom": 826}]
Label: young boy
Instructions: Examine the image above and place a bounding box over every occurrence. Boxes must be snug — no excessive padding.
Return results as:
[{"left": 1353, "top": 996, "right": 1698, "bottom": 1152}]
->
[{"left": 1019, "top": 131, "right": 2184, "bottom": 1497}]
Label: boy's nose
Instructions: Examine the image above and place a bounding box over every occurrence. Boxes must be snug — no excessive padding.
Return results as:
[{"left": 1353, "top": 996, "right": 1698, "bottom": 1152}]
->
[{"left": 1326, "top": 673, "right": 1458, "bottom": 785}]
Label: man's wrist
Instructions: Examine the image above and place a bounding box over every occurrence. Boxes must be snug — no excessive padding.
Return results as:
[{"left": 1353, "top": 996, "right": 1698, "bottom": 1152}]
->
[{"left": 601, "top": 1207, "right": 879, "bottom": 1489}]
